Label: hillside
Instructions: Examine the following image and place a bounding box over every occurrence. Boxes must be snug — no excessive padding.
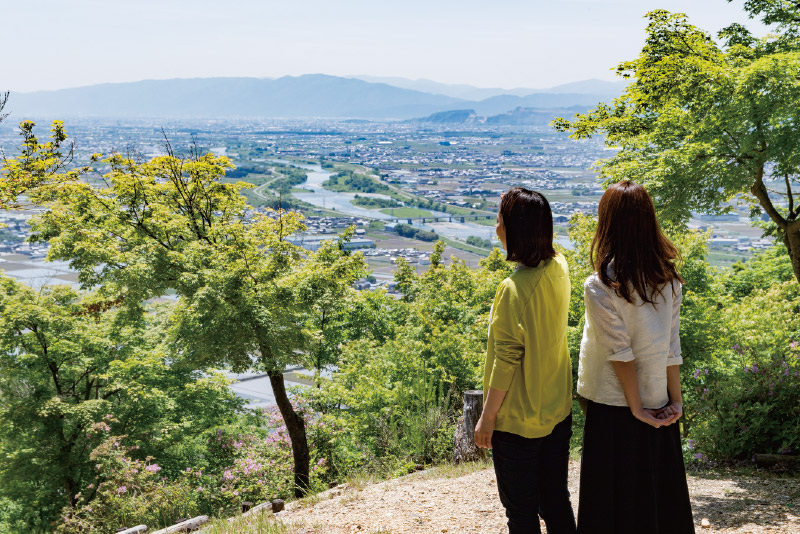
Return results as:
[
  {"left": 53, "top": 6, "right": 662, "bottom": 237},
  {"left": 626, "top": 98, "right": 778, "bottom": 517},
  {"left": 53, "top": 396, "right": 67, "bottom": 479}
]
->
[
  {"left": 205, "top": 461, "right": 800, "bottom": 533},
  {"left": 415, "top": 106, "right": 590, "bottom": 125}
]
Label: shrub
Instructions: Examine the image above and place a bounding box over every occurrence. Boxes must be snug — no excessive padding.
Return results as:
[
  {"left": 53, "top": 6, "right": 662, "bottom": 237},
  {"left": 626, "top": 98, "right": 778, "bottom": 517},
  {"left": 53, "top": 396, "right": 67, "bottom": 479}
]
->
[{"left": 686, "top": 281, "right": 800, "bottom": 460}]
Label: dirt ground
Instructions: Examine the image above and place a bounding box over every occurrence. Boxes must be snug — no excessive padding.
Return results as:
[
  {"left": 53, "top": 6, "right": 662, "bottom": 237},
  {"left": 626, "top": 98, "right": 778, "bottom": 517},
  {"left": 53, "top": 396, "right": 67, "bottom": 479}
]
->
[{"left": 272, "top": 461, "right": 800, "bottom": 534}]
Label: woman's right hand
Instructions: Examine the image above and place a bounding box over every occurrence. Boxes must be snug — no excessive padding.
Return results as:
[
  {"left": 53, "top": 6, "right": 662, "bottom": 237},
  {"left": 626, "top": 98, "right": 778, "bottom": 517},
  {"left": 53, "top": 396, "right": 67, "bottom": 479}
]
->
[{"left": 474, "top": 415, "right": 495, "bottom": 449}]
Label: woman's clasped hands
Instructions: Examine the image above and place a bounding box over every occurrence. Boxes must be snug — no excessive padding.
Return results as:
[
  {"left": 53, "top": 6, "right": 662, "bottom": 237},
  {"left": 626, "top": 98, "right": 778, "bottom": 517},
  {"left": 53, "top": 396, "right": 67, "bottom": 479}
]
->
[{"left": 634, "top": 400, "right": 682, "bottom": 428}]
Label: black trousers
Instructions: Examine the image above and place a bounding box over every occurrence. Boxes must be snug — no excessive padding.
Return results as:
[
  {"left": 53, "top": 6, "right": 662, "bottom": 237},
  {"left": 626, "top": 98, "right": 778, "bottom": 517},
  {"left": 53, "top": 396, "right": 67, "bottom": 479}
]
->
[
  {"left": 577, "top": 401, "right": 695, "bottom": 534},
  {"left": 491, "top": 415, "right": 577, "bottom": 534}
]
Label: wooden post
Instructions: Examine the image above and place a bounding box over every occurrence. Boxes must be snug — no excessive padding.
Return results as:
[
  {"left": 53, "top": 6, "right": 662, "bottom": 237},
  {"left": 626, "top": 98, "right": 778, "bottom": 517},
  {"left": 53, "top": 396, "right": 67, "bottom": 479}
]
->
[
  {"left": 271, "top": 499, "right": 285, "bottom": 513},
  {"left": 453, "top": 389, "right": 486, "bottom": 463},
  {"left": 241, "top": 501, "right": 253, "bottom": 513},
  {"left": 150, "top": 516, "right": 209, "bottom": 534}
]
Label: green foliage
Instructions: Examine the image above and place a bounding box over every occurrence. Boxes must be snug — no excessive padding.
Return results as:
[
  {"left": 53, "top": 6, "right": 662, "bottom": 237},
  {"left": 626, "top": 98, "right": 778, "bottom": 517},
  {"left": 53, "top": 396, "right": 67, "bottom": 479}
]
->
[
  {"left": 553, "top": 8, "right": 800, "bottom": 282},
  {"left": 465, "top": 235, "right": 492, "bottom": 249},
  {"left": 56, "top": 404, "right": 334, "bottom": 533},
  {"left": 57, "top": 440, "right": 205, "bottom": 534},
  {"left": 685, "top": 279, "right": 800, "bottom": 460},
  {"left": 393, "top": 223, "right": 437, "bottom": 242},
  {"left": 304, "top": 248, "right": 511, "bottom": 476},
  {"left": 322, "top": 170, "right": 389, "bottom": 194},
  {"left": 0, "top": 120, "right": 85, "bottom": 210},
  {"left": 0, "top": 276, "right": 243, "bottom": 532},
  {"left": 721, "top": 245, "right": 796, "bottom": 299},
  {"left": 270, "top": 167, "right": 308, "bottom": 195},
  {"left": 292, "top": 232, "right": 368, "bottom": 381},
  {"left": 350, "top": 195, "right": 401, "bottom": 209},
  {"left": 224, "top": 165, "right": 264, "bottom": 179},
  {"left": 3, "top": 121, "right": 368, "bottom": 502}
]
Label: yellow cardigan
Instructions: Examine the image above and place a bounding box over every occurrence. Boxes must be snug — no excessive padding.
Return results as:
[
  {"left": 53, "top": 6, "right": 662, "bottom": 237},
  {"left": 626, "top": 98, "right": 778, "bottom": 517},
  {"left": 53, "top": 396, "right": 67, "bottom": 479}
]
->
[{"left": 483, "top": 253, "right": 573, "bottom": 438}]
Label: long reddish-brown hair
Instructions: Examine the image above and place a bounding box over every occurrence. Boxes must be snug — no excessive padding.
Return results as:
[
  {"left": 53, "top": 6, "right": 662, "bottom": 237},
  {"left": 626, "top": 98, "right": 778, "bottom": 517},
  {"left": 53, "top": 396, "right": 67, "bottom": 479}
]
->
[{"left": 591, "top": 181, "right": 682, "bottom": 304}]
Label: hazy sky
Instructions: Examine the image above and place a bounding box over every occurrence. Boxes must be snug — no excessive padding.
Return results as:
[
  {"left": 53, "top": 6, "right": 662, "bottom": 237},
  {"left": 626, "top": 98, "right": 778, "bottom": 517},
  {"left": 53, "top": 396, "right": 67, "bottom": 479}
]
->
[{"left": 2, "top": 0, "right": 769, "bottom": 92}]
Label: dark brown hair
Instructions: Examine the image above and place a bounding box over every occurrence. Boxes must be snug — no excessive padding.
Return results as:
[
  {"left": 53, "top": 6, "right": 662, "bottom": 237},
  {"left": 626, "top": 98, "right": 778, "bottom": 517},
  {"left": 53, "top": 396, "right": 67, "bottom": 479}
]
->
[
  {"left": 591, "top": 181, "right": 683, "bottom": 304},
  {"left": 499, "top": 187, "right": 556, "bottom": 268}
]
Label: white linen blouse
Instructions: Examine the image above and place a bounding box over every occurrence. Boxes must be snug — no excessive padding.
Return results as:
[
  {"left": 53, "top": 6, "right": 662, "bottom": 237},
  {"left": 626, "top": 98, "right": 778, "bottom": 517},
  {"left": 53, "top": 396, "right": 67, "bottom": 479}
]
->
[{"left": 577, "top": 271, "right": 683, "bottom": 410}]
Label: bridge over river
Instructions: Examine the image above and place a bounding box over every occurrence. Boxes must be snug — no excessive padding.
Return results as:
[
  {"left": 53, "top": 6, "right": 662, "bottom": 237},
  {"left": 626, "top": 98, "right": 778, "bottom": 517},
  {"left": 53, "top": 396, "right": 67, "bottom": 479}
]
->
[{"left": 384, "top": 214, "right": 495, "bottom": 225}]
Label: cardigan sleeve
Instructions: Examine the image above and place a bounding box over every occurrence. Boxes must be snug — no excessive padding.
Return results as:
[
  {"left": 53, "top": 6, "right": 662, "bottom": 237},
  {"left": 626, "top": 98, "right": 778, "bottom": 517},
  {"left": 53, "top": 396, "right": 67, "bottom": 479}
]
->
[
  {"left": 667, "top": 280, "right": 683, "bottom": 365},
  {"left": 584, "top": 279, "right": 634, "bottom": 362},
  {"left": 488, "top": 281, "right": 524, "bottom": 391}
]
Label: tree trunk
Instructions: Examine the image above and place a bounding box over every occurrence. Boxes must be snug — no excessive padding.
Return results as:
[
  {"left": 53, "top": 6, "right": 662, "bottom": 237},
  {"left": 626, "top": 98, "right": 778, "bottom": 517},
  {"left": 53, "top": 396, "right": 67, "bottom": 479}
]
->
[
  {"left": 785, "top": 220, "right": 800, "bottom": 284},
  {"left": 453, "top": 390, "right": 486, "bottom": 464},
  {"left": 267, "top": 369, "right": 310, "bottom": 497},
  {"left": 751, "top": 168, "right": 800, "bottom": 284}
]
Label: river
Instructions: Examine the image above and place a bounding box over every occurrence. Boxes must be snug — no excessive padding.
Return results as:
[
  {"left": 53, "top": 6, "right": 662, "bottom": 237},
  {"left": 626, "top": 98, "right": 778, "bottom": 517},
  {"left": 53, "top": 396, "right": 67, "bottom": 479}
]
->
[{"left": 279, "top": 160, "right": 572, "bottom": 249}]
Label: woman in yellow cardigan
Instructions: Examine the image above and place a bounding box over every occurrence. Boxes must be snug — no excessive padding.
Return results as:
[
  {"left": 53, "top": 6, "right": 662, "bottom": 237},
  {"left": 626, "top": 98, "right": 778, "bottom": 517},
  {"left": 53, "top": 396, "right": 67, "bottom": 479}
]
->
[{"left": 474, "top": 187, "right": 576, "bottom": 534}]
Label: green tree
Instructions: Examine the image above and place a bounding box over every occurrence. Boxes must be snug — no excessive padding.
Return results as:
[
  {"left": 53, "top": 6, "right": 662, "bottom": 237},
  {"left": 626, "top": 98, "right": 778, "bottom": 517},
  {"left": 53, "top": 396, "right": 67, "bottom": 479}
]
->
[
  {"left": 553, "top": 8, "right": 800, "bottom": 282},
  {"left": 313, "top": 246, "right": 511, "bottom": 469},
  {"left": 293, "top": 232, "right": 367, "bottom": 386},
  {"left": 2, "top": 123, "right": 366, "bottom": 496},
  {"left": 0, "top": 276, "right": 241, "bottom": 531}
]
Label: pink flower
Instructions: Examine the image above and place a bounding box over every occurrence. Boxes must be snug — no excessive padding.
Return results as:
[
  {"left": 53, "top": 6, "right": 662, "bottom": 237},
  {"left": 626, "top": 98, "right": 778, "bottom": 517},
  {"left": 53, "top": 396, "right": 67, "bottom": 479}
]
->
[
  {"left": 116, "top": 486, "right": 127, "bottom": 494},
  {"left": 145, "top": 464, "right": 161, "bottom": 473}
]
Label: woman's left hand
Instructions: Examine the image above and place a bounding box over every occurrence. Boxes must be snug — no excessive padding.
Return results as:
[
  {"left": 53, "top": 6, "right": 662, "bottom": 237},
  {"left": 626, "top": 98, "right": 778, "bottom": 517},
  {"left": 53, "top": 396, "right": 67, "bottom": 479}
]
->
[
  {"left": 655, "top": 401, "right": 682, "bottom": 424},
  {"left": 474, "top": 415, "right": 496, "bottom": 449}
]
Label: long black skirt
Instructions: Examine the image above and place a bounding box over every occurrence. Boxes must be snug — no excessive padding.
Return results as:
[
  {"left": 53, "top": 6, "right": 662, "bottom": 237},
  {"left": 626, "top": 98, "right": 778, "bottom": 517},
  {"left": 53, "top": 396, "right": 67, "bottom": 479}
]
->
[{"left": 577, "top": 400, "right": 695, "bottom": 534}]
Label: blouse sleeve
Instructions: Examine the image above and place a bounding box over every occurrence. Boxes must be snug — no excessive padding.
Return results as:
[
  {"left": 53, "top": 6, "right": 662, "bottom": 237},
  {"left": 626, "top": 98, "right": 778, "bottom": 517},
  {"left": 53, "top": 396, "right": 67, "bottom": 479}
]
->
[
  {"left": 584, "top": 279, "right": 633, "bottom": 362},
  {"left": 488, "top": 281, "right": 524, "bottom": 391},
  {"left": 667, "top": 280, "right": 683, "bottom": 365}
]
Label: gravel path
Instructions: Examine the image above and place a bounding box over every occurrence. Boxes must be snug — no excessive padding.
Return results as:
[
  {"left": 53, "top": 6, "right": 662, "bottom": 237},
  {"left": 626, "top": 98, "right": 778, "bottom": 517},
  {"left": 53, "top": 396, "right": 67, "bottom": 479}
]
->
[{"left": 274, "top": 461, "right": 800, "bottom": 533}]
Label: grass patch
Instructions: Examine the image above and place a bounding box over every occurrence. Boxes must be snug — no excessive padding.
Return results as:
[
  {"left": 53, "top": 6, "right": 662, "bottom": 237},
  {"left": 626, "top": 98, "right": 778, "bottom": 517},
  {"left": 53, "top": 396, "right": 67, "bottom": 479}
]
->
[
  {"left": 203, "top": 512, "right": 305, "bottom": 534},
  {"left": 708, "top": 250, "right": 752, "bottom": 267},
  {"left": 471, "top": 217, "right": 496, "bottom": 226},
  {"left": 380, "top": 207, "right": 432, "bottom": 218},
  {"left": 440, "top": 236, "right": 492, "bottom": 256}
]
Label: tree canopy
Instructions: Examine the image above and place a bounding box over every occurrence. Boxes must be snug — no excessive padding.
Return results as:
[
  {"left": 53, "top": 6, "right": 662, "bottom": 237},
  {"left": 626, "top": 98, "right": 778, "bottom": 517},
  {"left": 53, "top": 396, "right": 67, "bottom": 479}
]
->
[
  {"left": 2, "top": 124, "right": 367, "bottom": 497},
  {"left": 553, "top": 8, "right": 800, "bottom": 282}
]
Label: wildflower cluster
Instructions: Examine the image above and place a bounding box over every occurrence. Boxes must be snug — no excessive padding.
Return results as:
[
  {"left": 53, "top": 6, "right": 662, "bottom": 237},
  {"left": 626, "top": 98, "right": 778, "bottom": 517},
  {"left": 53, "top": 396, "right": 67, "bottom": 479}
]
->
[{"left": 687, "top": 341, "right": 800, "bottom": 460}]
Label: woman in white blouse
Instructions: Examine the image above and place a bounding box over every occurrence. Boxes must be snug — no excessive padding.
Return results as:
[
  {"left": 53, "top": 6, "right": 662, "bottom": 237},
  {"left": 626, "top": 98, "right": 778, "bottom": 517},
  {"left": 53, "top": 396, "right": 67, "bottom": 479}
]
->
[{"left": 577, "top": 181, "right": 695, "bottom": 534}]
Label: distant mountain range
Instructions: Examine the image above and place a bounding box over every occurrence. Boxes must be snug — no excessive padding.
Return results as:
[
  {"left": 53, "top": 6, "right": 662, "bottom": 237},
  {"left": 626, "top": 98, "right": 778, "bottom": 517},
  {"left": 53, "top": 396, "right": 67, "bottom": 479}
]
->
[
  {"left": 4, "top": 74, "right": 624, "bottom": 121},
  {"left": 350, "top": 76, "right": 626, "bottom": 100}
]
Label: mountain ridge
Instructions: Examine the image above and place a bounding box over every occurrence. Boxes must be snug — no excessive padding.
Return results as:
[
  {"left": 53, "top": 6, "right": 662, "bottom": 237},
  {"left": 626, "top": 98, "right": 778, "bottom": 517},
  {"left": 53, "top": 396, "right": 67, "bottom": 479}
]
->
[{"left": 4, "top": 74, "right": 620, "bottom": 120}]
